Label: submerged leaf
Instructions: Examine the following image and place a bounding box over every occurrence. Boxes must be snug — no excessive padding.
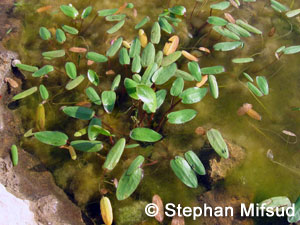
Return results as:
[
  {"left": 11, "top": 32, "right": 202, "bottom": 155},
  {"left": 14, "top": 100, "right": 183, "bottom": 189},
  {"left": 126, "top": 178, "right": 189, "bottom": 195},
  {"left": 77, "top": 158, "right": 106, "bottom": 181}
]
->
[
  {"left": 107, "top": 19, "right": 125, "bottom": 34},
  {"left": 151, "top": 22, "right": 161, "bottom": 44},
  {"left": 13, "top": 87, "right": 38, "bottom": 100},
  {"left": 207, "top": 16, "right": 228, "bottom": 26},
  {"left": 135, "top": 16, "right": 150, "bottom": 29},
  {"left": 256, "top": 76, "right": 269, "bottom": 95},
  {"left": 35, "top": 131, "right": 68, "bottom": 146},
  {"left": 39, "top": 84, "right": 49, "bottom": 100},
  {"left": 102, "top": 91, "right": 116, "bottom": 113},
  {"left": 232, "top": 57, "right": 254, "bottom": 63},
  {"left": 86, "top": 87, "right": 101, "bottom": 105},
  {"left": 65, "top": 75, "right": 85, "bottom": 90},
  {"left": 15, "top": 63, "right": 38, "bottom": 73},
  {"left": 88, "top": 118, "right": 102, "bottom": 141},
  {"left": 247, "top": 82, "right": 263, "bottom": 97},
  {"left": 86, "top": 52, "right": 108, "bottom": 63},
  {"left": 71, "top": 140, "right": 103, "bottom": 152},
  {"left": 32, "top": 65, "right": 54, "bottom": 77},
  {"left": 184, "top": 150, "right": 206, "bottom": 175},
  {"left": 42, "top": 50, "right": 65, "bottom": 58},
  {"left": 63, "top": 106, "right": 95, "bottom": 120},
  {"left": 39, "top": 27, "right": 51, "bottom": 40},
  {"left": 65, "top": 62, "right": 77, "bottom": 79},
  {"left": 107, "top": 37, "right": 123, "bottom": 57},
  {"left": 213, "top": 41, "right": 243, "bottom": 51},
  {"left": 103, "top": 138, "right": 126, "bottom": 171},
  {"left": 206, "top": 128, "right": 229, "bottom": 159}
]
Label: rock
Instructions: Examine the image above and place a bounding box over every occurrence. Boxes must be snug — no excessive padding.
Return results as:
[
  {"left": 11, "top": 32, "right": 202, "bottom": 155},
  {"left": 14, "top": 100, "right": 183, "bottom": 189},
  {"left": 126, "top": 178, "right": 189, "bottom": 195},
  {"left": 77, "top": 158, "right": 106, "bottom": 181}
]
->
[{"left": 197, "top": 188, "right": 253, "bottom": 225}]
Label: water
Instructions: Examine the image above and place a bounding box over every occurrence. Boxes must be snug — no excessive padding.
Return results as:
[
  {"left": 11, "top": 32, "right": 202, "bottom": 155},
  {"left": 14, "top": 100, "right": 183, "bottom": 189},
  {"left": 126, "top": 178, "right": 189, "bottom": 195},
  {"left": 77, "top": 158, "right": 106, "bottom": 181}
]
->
[{"left": 4, "top": 0, "right": 300, "bottom": 224}]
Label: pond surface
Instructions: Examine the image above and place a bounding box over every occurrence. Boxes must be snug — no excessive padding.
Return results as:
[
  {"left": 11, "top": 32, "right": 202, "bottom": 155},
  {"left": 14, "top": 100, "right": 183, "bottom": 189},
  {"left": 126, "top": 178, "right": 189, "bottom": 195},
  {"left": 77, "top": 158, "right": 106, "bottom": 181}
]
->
[{"left": 4, "top": 0, "right": 300, "bottom": 224}]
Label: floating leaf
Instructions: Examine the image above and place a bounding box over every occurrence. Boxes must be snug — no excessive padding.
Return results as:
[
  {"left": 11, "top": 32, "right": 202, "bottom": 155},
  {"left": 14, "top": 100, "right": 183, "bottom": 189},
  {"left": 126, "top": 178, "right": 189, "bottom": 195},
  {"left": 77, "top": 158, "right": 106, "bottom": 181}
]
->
[
  {"left": 208, "top": 75, "right": 219, "bottom": 99},
  {"left": 87, "top": 118, "right": 102, "bottom": 140},
  {"left": 66, "top": 75, "right": 85, "bottom": 90},
  {"left": 102, "top": 91, "right": 116, "bottom": 113},
  {"left": 62, "top": 25, "right": 78, "bottom": 35},
  {"left": 34, "top": 131, "right": 68, "bottom": 146},
  {"left": 184, "top": 150, "right": 206, "bottom": 175},
  {"left": 188, "top": 62, "right": 202, "bottom": 82},
  {"left": 170, "top": 77, "right": 184, "bottom": 96},
  {"left": 107, "top": 37, "right": 123, "bottom": 57},
  {"left": 153, "top": 63, "right": 177, "bottom": 85},
  {"left": 151, "top": 22, "right": 161, "bottom": 44},
  {"left": 130, "top": 128, "right": 162, "bottom": 142},
  {"left": 243, "top": 72, "right": 253, "bottom": 82},
  {"left": 235, "top": 19, "right": 262, "bottom": 34},
  {"left": 13, "top": 87, "right": 37, "bottom": 100},
  {"left": 124, "top": 78, "right": 139, "bottom": 100},
  {"left": 15, "top": 63, "right": 38, "bottom": 73},
  {"left": 226, "top": 23, "right": 251, "bottom": 37},
  {"left": 91, "top": 125, "right": 113, "bottom": 137},
  {"left": 60, "top": 5, "right": 79, "bottom": 19},
  {"left": 71, "top": 140, "right": 103, "bottom": 152},
  {"left": 111, "top": 74, "right": 121, "bottom": 91},
  {"left": 207, "top": 16, "right": 228, "bottom": 26},
  {"left": 33, "top": 65, "right": 54, "bottom": 77},
  {"left": 213, "top": 41, "right": 243, "bottom": 51},
  {"left": 167, "top": 109, "right": 197, "bottom": 124},
  {"left": 258, "top": 196, "right": 291, "bottom": 212},
  {"left": 125, "top": 144, "right": 140, "bottom": 149},
  {"left": 288, "top": 196, "right": 300, "bottom": 223},
  {"left": 168, "top": 5, "right": 186, "bottom": 15},
  {"left": 65, "top": 62, "right": 77, "bottom": 79},
  {"left": 119, "top": 47, "right": 130, "bottom": 65},
  {"left": 39, "top": 27, "right": 51, "bottom": 40},
  {"left": 107, "top": 19, "right": 125, "bottom": 34},
  {"left": 256, "top": 76, "right": 269, "bottom": 95},
  {"left": 86, "top": 52, "right": 108, "bottom": 63},
  {"left": 63, "top": 106, "right": 95, "bottom": 120},
  {"left": 213, "top": 26, "right": 240, "bottom": 41},
  {"left": 232, "top": 57, "right": 254, "bottom": 63},
  {"left": 283, "top": 46, "right": 300, "bottom": 54},
  {"left": 103, "top": 138, "right": 126, "bottom": 171},
  {"left": 81, "top": 6, "right": 92, "bottom": 19},
  {"left": 180, "top": 87, "right": 207, "bottom": 104},
  {"left": 201, "top": 66, "right": 225, "bottom": 75},
  {"left": 116, "top": 157, "right": 144, "bottom": 200},
  {"left": 131, "top": 55, "right": 142, "bottom": 73},
  {"left": 141, "top": 63, "right": 158, "bottom": 86},
  {"left": 247, "top": 82, "right": 263, "bottom": 97},
  {"left": 143, "top": 89, "right": 167, "bottom": 113},
  {"left": 141, "top": 43, "right": 155, "bottom": 67},
  {"left": 286, "top": 9, "right": 300, "bottom": 18},
  {"left": 155, "top": 51, "right": 163, "bottom": 67},
  {"left": 170, "top": 156, "right": 198, "bottom": 188},
  {"left": 210, "top": 1, "right": 230, "bottom": 10},
  {"left": 270, "top": 0, "right": 288, "bottom": 12},
  {"left": 39, "top": 84, "right": 49, "bottom": 100},
  {"left": 175, "top": 70, "right": 195, "bottom": 81},
  {"left": 11, "top": 145, "right": 18, "bottom": 166},
  {"left": 100, "top": 197, "right": 113, "bottom": 225},
  {"left": 87, "top": 69, "right": 99, "bottom": 86},
  {"left": 206, "top": 128, "right": 229, "bottom": 159},
  {"left": 86, "top": 87, "right": 101, "bottom": 105},
  {"left": 135, "top": 16, "right": 150, "bottom": 29},
  {"left": 129, "top": 37, "right": 141, "bottom": 58},
  {"left": 106, "top": 14, "right": 126, "bottom": 21},
  {"left": 98, "top": 8, "right": 118, "bottom": 17},
  {"left": 161, "top": 51, "right": 182, "bottom": 67},
  {"left": 159, "top": 17, "right": 173, "bottom": 34},
  {"left": 137, "top": 85, "right": 157, "bottom": 113},
  {"left": 42, "top": 50, "right": 65, "bottom": 58}
]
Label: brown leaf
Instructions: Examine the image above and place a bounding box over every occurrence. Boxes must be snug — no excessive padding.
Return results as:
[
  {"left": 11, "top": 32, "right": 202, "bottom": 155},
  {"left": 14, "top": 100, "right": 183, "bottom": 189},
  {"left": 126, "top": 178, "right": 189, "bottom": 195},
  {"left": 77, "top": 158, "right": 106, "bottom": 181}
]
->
[
  {"left": 163, "top": 35, "right": 179, "bottom": 55},
  {"left": 195, "top": 127, "right": 206, "bottom": 135},
  {"left": 87, "top": 60, "right": 95, "bottom": 66},
  {"left": 36, "top": 5, "right": 52, "bottom": 13},
  {"left": 106, "top": 70, "right": 116, "bottom": 76},
  {"left": 181, "top": 50, "right": 198, "bottom": 61},
  {"left": 113, "top": 2, "right": 128, "bottom": 15},
  {"left": 171, "top": 215, "right": 185, "bottom": 225},
  {"left": 196, "top": 75, "right": 208, "bottom": 88},
  {"left": 139, "top": 29, "right": 148, "bottom": 48},
  {"left": 198, "top": 47, "right": 211, "bottom": 54},
  {"left": 76, "top": 101, "right": 92, "bottom": 107},
  {"left": 4, "top": 77, "right": 18, "bottom": 88},
  {"left": 229, "top": 0, "right": 239, "bottom": 8},
  {"left": 122, "top": 40, "right": 131, "bottom": 49},
  {"left": 224, "top": 13, "right": 236, "bottom": 24},
  {"left": 69, "top": 47, "right": 87, "bottom": 53},
  {"left": 152, "top": 195, "right": 164, "bottom": 223},
  {"left": 268, "top": 27, "right": 276, "bottom": 37}
]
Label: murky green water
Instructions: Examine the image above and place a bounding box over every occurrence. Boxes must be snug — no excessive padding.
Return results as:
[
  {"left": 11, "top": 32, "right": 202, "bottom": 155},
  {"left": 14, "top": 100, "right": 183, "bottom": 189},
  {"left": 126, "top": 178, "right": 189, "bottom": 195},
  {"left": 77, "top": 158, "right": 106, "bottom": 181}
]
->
[{"left": 4, "top": 0, "right": 300, "bottom": 224}]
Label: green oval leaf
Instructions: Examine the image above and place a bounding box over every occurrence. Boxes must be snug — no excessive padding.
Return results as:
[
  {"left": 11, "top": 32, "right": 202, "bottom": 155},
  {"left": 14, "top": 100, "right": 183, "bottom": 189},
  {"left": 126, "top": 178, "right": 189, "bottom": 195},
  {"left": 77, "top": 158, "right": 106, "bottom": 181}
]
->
[
  {"left": 119, "top": 47, "right": 130, "bottom": 65},
  {"left": 206, "top": 128, "right": 229, "bottom": 159},
  {"left": 39, "top": 84, "right": 49, "bottom": 100},
  {"left": 87, "top": 69, "right": 99, "bottom": 86},
  {"left": 210, "top": 1, "right": 230, "bottom": 10},
  {"left": 188, "top": 62, "right": 202, "bottom": 81},
  {"left": 103, "top": 138, "right": 126, "bottom": 171},
  {"left": 101, "top": 91, "right": 116, "bottom": 113},
  {"left": 226, "top": 23, "right": 251, "bottom": 37},
  {"left": 235, "top": 19, "right": 262, "bottom": 34},
  {"left": 130, "top": 128, "right": 162, "bottom": 142},
  {"left": 135, "top": 16, "right": 150, "bottom": 29},
  {"left": 213, "top": 41, "right": 243, "bottom": 51},
  {"left": 106, "top": 14, "right": 126, "bottom": 21},
  {"left": 33, "top": 65, "right": 54, "bottom": 77},
  {"left": 155, "top": 50, "right": 163, "bottom": 66},
  {"left": 207, "top": 16, "right": 228, "bottom": 26},
  {"left": 158, "top": 17, "right": 173, "bottom": 34},
  {"left": 270, "top": 0, "right": 288, "bottom": 12},
  {"left": 143, "top": 89, "right": 167, "bottom": 113},
  {"left": 208, "top": 75, "right": 219, "bottom": 99},
  {"left": 247, "top": 82, "right": 263, "bottom": 97},
  {"left": 56, "top": 28, "right": 66, "bottom": 44},
  {"left": 161, "top": 51, "right": 182, "bottom": 67},
  {"left": 283, "top": 46, "right": 300, "bottom": 54},
  {"left": 34, "top": 131, "right": 68, "bottom": 146},
  {"left": 15, "top": 64, "right": 38, "bottom": 73},
  {"left": 88, "top": 118, "right": 102, "bottom": 141},
  {"left": 86, "top": 52, "right": 108, "bottom": 63},
  {"left": 167, "top": 109, "right": 197, "bottom": 124},
  {"left": 243, "top": 72, "right": 254, "bottom": 82},
  {"left": 136, "top": 84, "right": 157, "bottom": 113},
  {"left": 65, "top": 75, "right": 85, "bottom": 90},
  {"left": 107, "top": 19, "right": 125, "bottom": 34},
  {"left": 286, "top": 9, "right": 300, "bottom": 18},
  {"left": 256, "top": 76, "right": 269, "bottom": 95},
  {"left": 39, "top": 27, "right": 51, "bottom": 40},
  {"left": 213, "top": 26, "right": 240, "bottom": 41},
  {"left": 170, "top": 77, "right": 184, "bottom": 97},
  {"left": 141, "top": 43, "right": 155, "bottom": 67},
  {"left": 90, "top": 125, "right": 113, "bottom": 137},
  {"left": 127, "top": 155, "right": 145, "bottom": 175},
  {"left": 11, "top": 145, "right": 18, "bottom": 166},
  {"left": 151, "top": 22, "right": 161, "bottom": 44},
  {"left": 184, "top": 150, "right": 206, "bottom": 175},
  {"left": 124, "top": 78, "right": 139, "bottom": 100},
  {"left": 258, "top": 196, "right": 291, "bottom": 212},
  {"left": 70, "top": 140, "right": 103, "bottom": 152},
  {"left": 174, "top": 70, "right": 195, "bottom": 81},
  {"left": 131, "top": 55, "right": 142, "bottom": 73},
  {"left": 106, "top": 37, "right": 123, "bottom": 57},
  {"left": 42, "top": 50, "right": 65, "bottom": 58},
  {"left": 111, "top": 74, "right": 121, "bottom": 91},
  {"left": 201, "top": 66, "right": 225, "bottom": 75},
  {"left": 63, "top": 106, "right": 95, "bottom": 120},
  {"left": 62, "top": 25, "right": 78, "bottom": 35},
  {"left": 170, "top": 156, "right": 198, "bottom": 188},
  {"left": 65, "top": 62, "right": 77, "bottom": 79},
  {"left": 81, "top": 6, "right": 92, "bottom": 19},
  {"left": 180, "top": 87, "right": 207, "bottom": 104},
  {"left": 232, "top": 57, "right": 254, "bottom": 63},
  {"left": 86, "top": 87, "right": 101, "bottom": 105},
  {"left": 98, "top": 8, "right": 118, "bottom": 17},
  {"left": 60, "top": 5, "right": 79, "bottom": 19},
  {"left": 141, "top": 63, "right": 158, "bottom": 86},
  {"left": 13, "top": 87, "right": 37, "bottom": 100},
  {"left": 129, "top": 37, "right": 141, "bottom": 58},
  {"left": 168, "top": 5, "right": 186, "bottom": 15}
]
